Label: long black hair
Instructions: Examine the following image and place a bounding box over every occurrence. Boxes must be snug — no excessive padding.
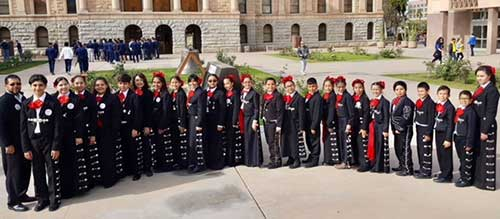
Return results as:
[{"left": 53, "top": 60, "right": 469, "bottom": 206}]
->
[
  {"left": 92, "top": 77, "right": 112, "bottom": 95},
  {"left": 133, "top": 73, "right": 150, "bottom": 90},
  {"left": 475, "top": 65, "right": 497, "bottom": 85}
]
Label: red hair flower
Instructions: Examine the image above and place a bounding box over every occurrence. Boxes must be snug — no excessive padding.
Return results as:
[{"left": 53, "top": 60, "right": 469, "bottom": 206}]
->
[
  {"left": 334, "top": 76, "right": 346, "bottom": 84},
  {"left": 240, "top": 74, "right": 252, "bottom": 82},
  {"left": 153, "top": 71, "right": 165, "bottom": 79},
  {"left": 351, "top": 79, "right": 365, "bottom": 87},
  {"left": 281, "top": 75, "right": 294, "bottom": 85}
]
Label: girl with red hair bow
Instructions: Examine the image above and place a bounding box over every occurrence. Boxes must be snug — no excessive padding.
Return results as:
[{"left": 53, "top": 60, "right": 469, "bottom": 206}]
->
[
  {"left": 367, "top": 81, "right": 390, "bottom": 173},
  {"left": 333, "top": 76, "right": 355, "bottom": 169},
  {"left": 472, "top": 65, "right": 499, "bottom": 191},
  {"left": 169, "top": 75, "right": 189, "bottom": 169},
  {"left": 351, "top": 79, "right": 371, "bottom": 172},
  {"left": 281, "top": 76, "right": 305, "bottom": 169},
  {"left": 222, "top": 74, "right": 244, "bottom": 167},
  {"left": 240, "top": 74, "right": 263, "bottom": 167},
  {"left": 322, "top": 76, "right": 339, "bottom": 165}
]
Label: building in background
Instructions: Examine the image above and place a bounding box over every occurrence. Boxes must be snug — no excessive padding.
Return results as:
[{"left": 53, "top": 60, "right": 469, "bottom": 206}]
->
[
  {"left": 0, "top": 0, "right": 384, "bottom": 55},
  {"left": 407, "top": 0, "right": 427, "bottom": 21},
  {"left": 427, "top": 0, "right": 499, "bottom": 54}
]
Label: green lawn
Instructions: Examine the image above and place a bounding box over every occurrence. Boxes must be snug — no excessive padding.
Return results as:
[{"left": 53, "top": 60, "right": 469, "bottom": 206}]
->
[
  {"left": 270, "top": 52, "right": 412, "bottom": 63},
  {"left": 384, "top": 72, "right": 478, "bottom": 91},
  {"left": 0, "top": 61, "right": 48, "bottom": 75}
]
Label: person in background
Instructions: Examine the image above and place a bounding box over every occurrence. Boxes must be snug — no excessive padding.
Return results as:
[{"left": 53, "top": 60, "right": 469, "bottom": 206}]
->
[
  {"left": 456, "top": 38, "right": 464, "bottom": 61},
  {"left": 1, "top": 40, "right": 10, "bottom": 62},
  {"left": 297, "top": 41, "right": 310, "bottom": 75},
  {"left": 45, "top": 43, "right": 57, "bottom": 75},
  {"left": 58, "top": 42, "right": 74, "bottom": 75},
  {"left": 468, "top": 34, "right": 477, "bottom": 57},
  {"left": 432, "top": 37, "right": 444, "bottom": 64}
]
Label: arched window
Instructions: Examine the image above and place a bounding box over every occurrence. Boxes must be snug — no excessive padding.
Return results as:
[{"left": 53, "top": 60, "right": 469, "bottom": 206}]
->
[
  {"left": 239, "top": 0, "right": 246, "bottom": 14},
  {"left": 291, "top": 24, "right": 300, "bottom": 37},
  {"left": 345, "top": 23, "right": 353, "bottom": 41},
  {"left": 68, "top": 26, "right": 79, "bottom": 45},
  {"left": 344, "top": 0, "right": 352, "bottom": 13},
  {"left": 262, "top": 0, "right": 272, "bottom": 14},
  {"left": 34, "top": 0, "right": 48, "bottom": 14},
  {"left": 290, "top": 0, "right": 299, "bottom": 14},
  {"left": 263, "top": 24, "right": 273, "bottom": 43},
  {"left": 367, "top": 0, "right": 373, "bottom": 12},
  {"left": 317, "top": 0, "right": 326, "bottom": 13},
  {"left": 0, "top": 0, "right": 9, "bottom": 14},
  {"left": 67, "top": 0, "right": 76, "bottom": 13},
  {"left": 240, "top": 24, "right": 248, "bottom": 44},
  {"left": 318, "top": 23, "right": 327, "bottom": 41},
  {"left": 36, "top": 26, "right": 49, "bottom": 47},
  {"left": 367, "top": 22, "right": 374, "bottom": 40}
]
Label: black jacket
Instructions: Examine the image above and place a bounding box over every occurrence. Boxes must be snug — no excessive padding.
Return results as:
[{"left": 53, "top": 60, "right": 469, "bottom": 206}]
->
[
  {"left": 188, "top": 87, "right": 206, "bottom": 128},
  {"left": 322, "top": 92, "right": 336, "bottom": 129},
  {"left": 172, "top": 89, "right": 188, "bottom": 129},
  {"left": 77, "top": 90, "right": 97, "bottom": 137},
  {"left": 434, "top": 100, "right": 455, "bottom": 142},
  {"left": 305, "top": 91, "right": 322, "bottom": 130},
  {"left": 336, "top": 91, "right": 354, "bottom": 126},
  {"left": 285, "top": 92, "right": 305, "bottom": 131},
  {"left": 0, "top": 92, "right": 25, "bottom": 148},
  {"left": 473, "top": 82, "right": 500, "bottom": 134},
  {"left": 455, "top": 105, "right": 479, "bottom": 147},
  {"left": 206, "top": 88, "right": 226, "bottom": 127},
  {"left": 414, "top": 96, "right": 436, "bottom": 136},
  {"left": 353, "top": 94, "right": 370, "bottom": 131},
  {"left": 370, "top": 96, "right": 390, "bottom": 133},
  {"left": 262, "top": 90, "right": 284, "bottom": 128},
  {"left": 241, "top": 88, "right": 260, "bottom": 122},
  {"left": 391, "top": 96, "right": 415, "bottom": 132},
  {"left": 52, "top": 92, "right": 84, "bottom": 138},
  {"left": 116, "top": 89, "right": 143, "bottom": 131}
]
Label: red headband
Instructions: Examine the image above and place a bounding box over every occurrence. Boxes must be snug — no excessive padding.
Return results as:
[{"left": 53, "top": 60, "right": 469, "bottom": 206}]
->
[
  {"left": 334, "top": 76, "right": 346, "bottom": 84},
  {"left": 491, "top": 66, "right": 496, "bottom": 76},
  {"left": 240, "top": 74, "right": 252, "bottom": 82},
  {"left": 375, "top": 81, "right": 385, "bottom": 89},
  {"left": 324, "top": 76, "right": 335, "bottom": 84},
  {"left": 153, "top": 71, "right": 165, "bottom": 79},
  {"left": 281, "top": 75, "right": 294, "bottom": 84},
  {"left": 225, "top": 74, "right": 237, "bottom": 83},
  {"left": 352, "top": 79, "right": 365, "bottom": 87}
]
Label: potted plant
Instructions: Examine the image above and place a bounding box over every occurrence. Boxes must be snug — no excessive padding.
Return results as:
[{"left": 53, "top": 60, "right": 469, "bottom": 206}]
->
[
  {"left": 400, "top": 25, "right": 409, "bottom": 48},
  {"left": 408, "top": 26, "right": 418, "bottom": 48},
  {"left": 377, "top": 23, "right": 386, "bottom": 49}
]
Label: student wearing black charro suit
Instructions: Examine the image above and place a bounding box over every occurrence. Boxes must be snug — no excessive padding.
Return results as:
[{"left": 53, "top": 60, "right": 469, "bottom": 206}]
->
[
  {"left": 472, "top": 65, "right": 500, "bottom": 191},
  {"left": 222, "top": 75, "right": 243, "bottom": 167},
  {"left": 303, "top": 78, "right": 322, "bottom": 168},
  {"left": 262, "top": 78, "right": 284, "bottom": 169},
  {"left": 71, "top": 75, "right": 99, "bottom": 188},
  {"left": 333, "top": 76, "right": 355, "bottom": 170},
  {"left": 390, "top": 81, "right": 415, "bottom": 176},
  {"left": 454, "top": 91, "right": 479, "bottom": 188},
  {"left": 20, "top": 74, "right": 63, "bottom": 212},
  {"left": 93, "top": 77, "right": 121, "bottom": 188},
  {"left": 240, "top": 74, "right": 263, "bottom": 167},
  {"left": 170, "top": 76, "right": 189, "bottom": 169},
  {"left": 413, "top": 82, "right": 436, "bottom": 179},
  {"left": 351, "top": 79, "right": 370, "bottom": 171},
  {"left": 0, "top": 75, "right": 36, "bottom": 212},
  {"left": 186, "top": 74, "right": 207, "bottom": 173},
  {"left": 433, "top": 85, "right": 455, "bottom": 183},
  {"left": 322, "top": 77, "right": 338, "bottom": 165},
  {"left": 281, "top": 76, "right": 305, "bottom": 169},
  {"left": 52, "top": 77, "right": 88, "bottom": 199},
  {"left": 116, "top": 74, "right": 144, "bottom": 181},
  {"left": 132, "top": 73, "right": 154, "bottom": 177},
  {"left": 204, "top": 74, "right": 226, "bottom": 170},
  {"left": 367, "top": 81, "right": 391, "bottom": 173}
]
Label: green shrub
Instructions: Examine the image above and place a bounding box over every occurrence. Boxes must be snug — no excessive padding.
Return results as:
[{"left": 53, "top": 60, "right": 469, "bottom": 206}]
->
[
  {"left": 379, "top": 48, "right": 403, "bottom": 58},
  {"left": 279, "top": 47, "right": 298, "bottom": 57},
  {"left": 22, "top": 50, "right": 33, "bottom": 62},
  {"left": 352, "top": 46, "right": 368, "bottom": 56},
  {"left": 424, "top": 59, "right": 473, "bottom": 83}
]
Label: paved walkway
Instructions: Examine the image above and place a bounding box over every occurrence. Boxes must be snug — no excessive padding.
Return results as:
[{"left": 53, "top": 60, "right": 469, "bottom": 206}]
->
[{"left": 1, "top": 47, "right": 500, "bottom": 219}]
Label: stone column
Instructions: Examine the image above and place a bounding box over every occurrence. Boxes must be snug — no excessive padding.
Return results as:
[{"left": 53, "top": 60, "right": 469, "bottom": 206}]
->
[
  {"left": 15, "top": 0, "right": 26, "bottom": 15},
  {"left": 112, "top": 0, "right": 121, "bottom": 11},
  {"left": 486, "top": 8, "right": 499, "bottom": 54},
  {"left": 202, "top": 0, "right": 211, "bottom": 12},
  {"left": 231, "top": 0, "right": 239, "bottom": 12},
  {"left": 173, "top": 0, "right": 181, "bottom": 12},
  {"left": 143, "top": 0, "right": 153, "bottom": 12},
  {"left": 279, "top": 0, "right": 286, "bottom": 15},
  {"left": 78, "top": 0, "right": 88, "bottom": 13}
]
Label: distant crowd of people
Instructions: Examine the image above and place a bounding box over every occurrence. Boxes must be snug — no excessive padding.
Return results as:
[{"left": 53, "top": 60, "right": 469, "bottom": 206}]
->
[{"left": 432, "top": 34, "right": 477, "bottom": 64}]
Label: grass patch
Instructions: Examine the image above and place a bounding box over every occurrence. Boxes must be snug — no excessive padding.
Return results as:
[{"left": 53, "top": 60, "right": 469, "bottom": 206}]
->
[
  {"left": 0, "top": 61, "right": 48, "bottom": 75},
  {"left": 270, "top": 52, "right": 412, "bottom": 63},
  {"left": 385, "top": 72, "right": 478, "bottom": 91}
]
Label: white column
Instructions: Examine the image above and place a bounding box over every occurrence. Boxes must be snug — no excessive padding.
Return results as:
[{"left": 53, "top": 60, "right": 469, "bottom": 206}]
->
[
  {"left": 358, "top": 0, "right": 366, "bottom": 13},
  {"left": 173, "top": 0, "right": 181, "bottom": 12},
  {"left": 279, "top": 0, "right": 286, "bottom": 15},
  {"left": 112, "top": 0, "right": 120, "bottom": 11},
  {"left": 486, "top": 8, "right": 498, "bottom": 54},
  {"left": 143, "top": 0, "right": 153, "bottom": 12},
  {"left": 78, "top": 0, "right": 88, "bottom": 13},
  {"left": 231, "top": 0, "right": 239, "bottom": 13},
  {"left": 15, "top": 0, "right": 26, "bottom": 15},
  {"left": 202, "top": 0, "right": 210, "bottom": 12}
]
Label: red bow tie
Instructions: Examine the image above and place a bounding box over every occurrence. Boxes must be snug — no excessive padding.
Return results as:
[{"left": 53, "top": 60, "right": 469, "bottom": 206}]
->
[
  {"left": 96, "top": 96, "right": 103, "bottom": 103},
  {"left": 172, "top": 91, "right": 178, "bottom": 99},
  {"left": 154, "top": 91, "right": 161, "bottom": 98},
  {"left": 226, "top": 90, "right": 234, "bottom": 98},
  {"left": 78, "top": 93, "right": 85, "bottom": 100},
  {"left": 305, "top": 93, "right": 313, "bottom": 101},
  {"left": 207, "top": 90, "right": 214, "bottom": 98},
  {"left": 323, "top": 93, "right": 331, "bottom": 101},
  {"left": 336, "top": 94, "right": 343, "bottom": 108},
  {"left": 416, "top": 99, "right": 423, "bottom": 110},
  {"left": 393, "top": 97, "right": 401, "bottom": 106},
  {"left": 472, "top": 87, "right": 484, "bottom": 100},
  {"left": 370, "top": 99, "right": 380, "bottom": 108},
  {"left": 455, "top": 108, "right": 465, "bottom": 123},
  {"left": 187, "top": 90, "right": 195, "bottom": 105},
  {"left": 118, "top": 92, "right": 126, "bottom": 103},
  {"left": 29, "top": 99, "right": 44, "bottom": 110},
  {"left": 135, "top": 88, "right": 143, "bottom": 96},
  {"left": 58, "top": 95, "right": 70, "bottom": 105},
  {"left": 353, "top": 94, "right": 361, "bottom": 103},
  {"left": 264, "top": 93, "right": 274, "bottom": 101},
  {"left": 283, "top": 95, "right": 293, "bottom": 104},
  {"left": 436, "top": 103, "right": 446, "bottom": 114}
]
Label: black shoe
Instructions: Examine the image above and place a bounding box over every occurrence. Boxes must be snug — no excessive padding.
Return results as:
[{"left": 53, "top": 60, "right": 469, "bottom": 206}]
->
[
  {"left": 132, "top": 174, "right": 141, "bottom": 181},
  {"left": 396, "top": 171, "right": 413, "bottom": 176},
  {"left": 357, "top": 166, "right": 371, "bottom": 172},
  {"left": 190, "top": 166, "right": 206, "bottom": 173},
  {"left": 8, "top": 204, "right": 29, "bottom": 212},
  {"left": 455, "top": 179, "right": 472, "bottom": 187},
  {"left": 145, "top": 170, "right": 153, "bottom": 177},
  {"left": 34, "top": 201, "right": 49, "bottom": 212},
  {"left": 413, "top": 172, "right": 432, "bottom": 179},
  {"left": 285, "top": 159, "right": 294, "bottom": 166},
  {"left": 433, "top": 176, "right": 452, "bottom": 183},
  {"left": 289, "top": 160, "right": 301, "bottom": 169},
  {"left": 304, "top": 162, "right": 319, "bottom": 168},
  {"left": 302, "top": 157, "right": 312, "bottom": 163},
  {"left": 49, "top": 204, "right": 59, "bottom": 212},
  {"left": 20, "top": 195, "right": 37, "bottom": 203},
  {"left": 392, "top": 166, "right": 402, "bottom": 172}
]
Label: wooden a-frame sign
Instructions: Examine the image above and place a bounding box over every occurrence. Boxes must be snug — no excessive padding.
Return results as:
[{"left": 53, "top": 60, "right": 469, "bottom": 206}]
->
[{"left": 176, "top": 50, "right": 206, "bottom": 85}]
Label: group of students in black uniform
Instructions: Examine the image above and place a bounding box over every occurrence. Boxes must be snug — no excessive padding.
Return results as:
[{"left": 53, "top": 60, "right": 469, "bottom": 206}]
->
[{"left": 0, "top": 64, "right": 498, "bottom": 212}]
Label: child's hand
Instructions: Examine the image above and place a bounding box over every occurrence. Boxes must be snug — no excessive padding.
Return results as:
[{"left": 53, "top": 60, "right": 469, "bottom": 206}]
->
[
  {"left": 443, "top": 141, "right": 451, "bottom": 148},
  {"left": 383, "top": 132, "right": 388, "bottom": 138}
]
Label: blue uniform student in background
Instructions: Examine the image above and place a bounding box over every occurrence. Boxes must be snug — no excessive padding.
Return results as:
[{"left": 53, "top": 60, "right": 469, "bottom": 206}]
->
[{"left": 45, "top": 43, "right": 57, "bottom": 75}]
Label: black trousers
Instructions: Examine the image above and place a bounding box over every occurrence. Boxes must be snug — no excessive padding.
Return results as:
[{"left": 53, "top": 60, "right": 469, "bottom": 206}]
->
[
  {"left": 435, "top": 131, "right": 453, "bottom": 179},
  {"left": 31, "top": 139, "right": 61, "bottom": 206},
  {"left": 305, "top": 127, "right": 321, "bottom": 164},
  {"left": 1, "top": 146, "right": 31, "bottom": 206},
  {"left": 393, "top": 128, "right": 413, "bottom": 172},
  {"left": 416, "top": 126, "right": 433, "bottom": 176},
  {"left": 264, "top": 122, "right": 281, "bottom": 164},
  {"left": 454, "top": 135, "right": 475, "bottom": 183}
]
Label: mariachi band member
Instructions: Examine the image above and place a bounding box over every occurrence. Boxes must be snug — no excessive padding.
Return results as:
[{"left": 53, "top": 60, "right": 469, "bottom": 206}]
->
[
  {"left": 303, "top": 78, "right": 322, "bottom": 168},
  {"left": 223, "top": 75, "right": 243, "bottom": 166},
  {"left": 186, "top": 74, "right": 206, "bottom": 173},
  {"left": 413, "top": 82, "right": 436, "bottom": 179},
  {"left": 262, "top": 77, "right": 284, "bottom": 169},
  {"left": 150, "top": 72, "right": 174, "bottom": 172},
  {"left": 93, "top": 77, "right": 121, "bottom": 188},
  {"left": 204, "top": 74, "right": 226, "bottom": 170},
  {"left": 322, "top": 76, "right": 338, "bottom": 165},
  {"left": 472, "top": 65, "right": 499, "bottom": 191},
  {"left": 71, "top": 76, "right": 99, "bottom": 188},
  {"left": 52, "top": 77, "right": 88, "bottom": 199},
  {"left": 390, "top": 81, "right": 415, "bottom": 176},
  {"left": 433, "top": 85, "right": 455, "bottom": 183},
  {"left": 351, "top": 79, "right": 370, "bottom": 171},
  {"left": 116, "top": 74, "right": 144, "bottom": 181},
  {"left": 0, "top": 75, "right": 35, "bottom": 212},
  {"left": 170, "top": 76, "right": 188, "bottom": 169},
  {"left": 133, "top": 73, "right": 154, "bottom": 177},
  {"left": 454, "top": 90, "right": 478, "bottom": 187},
  {"left": 367, "top": 81, "right": 390, "bottom": 173},
  {"left": 20, "top": 74, "right": 63, "bottom": 211},
  {"left": 334, "top": 76, "right": 354, "bottom": 169},
  {"left": 281, "top": 76, "right": 305, "bottom": 169},
  {"left": 240, "top": 74, "right": 263, "bottom": 167}
]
